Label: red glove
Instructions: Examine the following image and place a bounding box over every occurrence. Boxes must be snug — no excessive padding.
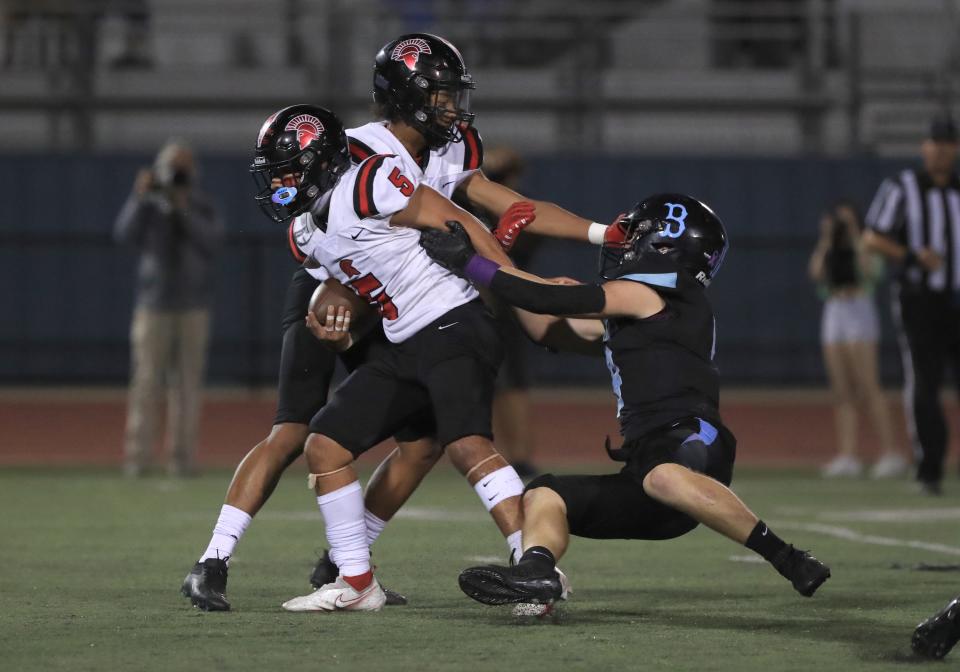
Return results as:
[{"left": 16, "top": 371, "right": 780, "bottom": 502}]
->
[{"left": 494, "top": 201, "right": 536, "bottom": 252}]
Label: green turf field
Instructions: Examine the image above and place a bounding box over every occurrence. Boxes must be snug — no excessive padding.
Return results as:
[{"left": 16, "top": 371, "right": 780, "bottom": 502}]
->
[{"left": 1, "top": 465, "right": 957, "bottom": 671}]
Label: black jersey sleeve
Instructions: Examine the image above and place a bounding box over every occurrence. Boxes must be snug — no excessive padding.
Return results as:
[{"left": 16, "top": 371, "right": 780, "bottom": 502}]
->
[{"left": 489, "top": 271, "right": 606, "bottom": 315}]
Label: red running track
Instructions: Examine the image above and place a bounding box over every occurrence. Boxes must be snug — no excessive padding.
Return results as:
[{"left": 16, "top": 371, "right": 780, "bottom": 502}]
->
[{"left": 1, "top": 388, "right": 955, "bottom": 470}]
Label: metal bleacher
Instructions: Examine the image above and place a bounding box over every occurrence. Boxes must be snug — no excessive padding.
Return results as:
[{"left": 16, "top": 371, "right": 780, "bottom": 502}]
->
[{"left": 0, "top": 0, "right": 957, "bottom": 156}]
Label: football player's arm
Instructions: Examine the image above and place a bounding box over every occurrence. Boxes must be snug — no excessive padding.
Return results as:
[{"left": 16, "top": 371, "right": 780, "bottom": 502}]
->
[
  {"left": 491, "top": 266, "right": 664, "bottom": 319},
  {"left": 420, "top": 223, "right": 663, "bottom": 319},
  {"left": 513, "top": 308, "right": 605, "bottom": 355},
  {"left": 391, "top": 183, "right": 513, "bottom": 267},
  {"left": 458, "top": 171, "right": 607, "bottom": 244}
]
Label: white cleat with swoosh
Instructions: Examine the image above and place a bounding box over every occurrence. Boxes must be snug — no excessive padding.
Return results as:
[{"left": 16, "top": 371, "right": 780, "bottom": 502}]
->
[{"left": 281, "top": 575, "right": 386, "bottom": 612}]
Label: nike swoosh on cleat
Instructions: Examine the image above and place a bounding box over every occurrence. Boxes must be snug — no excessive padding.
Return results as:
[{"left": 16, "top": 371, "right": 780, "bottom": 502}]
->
[{"left": 334, "top": 591, "right": 370, "bottom": 609}]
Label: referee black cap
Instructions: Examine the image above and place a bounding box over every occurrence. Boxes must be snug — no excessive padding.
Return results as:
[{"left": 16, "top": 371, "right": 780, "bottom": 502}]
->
[{"left": 929, "top": 112, "right": 958, "bottom": 142}]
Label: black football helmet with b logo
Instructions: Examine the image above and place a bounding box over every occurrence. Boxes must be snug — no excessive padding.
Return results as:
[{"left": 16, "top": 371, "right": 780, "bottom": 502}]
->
[
  {"left": 600, "top": 193, "right": 729, "bottom": 287},
  {"left": 373, "top": 33, "right": 476, "bottom": 148},
  {"left": 251, "top": 104, "right": 351, "bottom": 224}
]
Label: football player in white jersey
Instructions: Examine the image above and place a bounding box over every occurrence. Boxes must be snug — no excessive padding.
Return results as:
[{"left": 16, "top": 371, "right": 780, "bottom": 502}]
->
[
  {"left": 278, "top": 142, "right": 528, "bottom": 611},
  {"left": 182, "top": 33, "right": 606, "bottom": 613}
]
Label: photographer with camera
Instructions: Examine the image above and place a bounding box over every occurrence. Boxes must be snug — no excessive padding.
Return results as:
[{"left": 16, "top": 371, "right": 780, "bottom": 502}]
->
[
  {"left": 809, "top": 201, "right": 906, "bottom": 480},
  {"left": 114, "top": 140, "right": 224, "bottom": 477}
]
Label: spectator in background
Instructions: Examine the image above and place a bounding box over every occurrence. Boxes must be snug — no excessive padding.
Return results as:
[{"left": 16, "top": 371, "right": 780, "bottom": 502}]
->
[
  {"left": 863, "top": 113, "right": 960, "bottom": 495},
  {"left": 104, "top": 0, "right": 152, "bottom": 69},
  {"left": 809, "top": 201, "right": 907, "bottom": 479},
  {"left": 455, "top": 146, "right": 540, "bottom": 478},
  {"left": 114, "top": 140, "right": 223, "bottom": 477}
]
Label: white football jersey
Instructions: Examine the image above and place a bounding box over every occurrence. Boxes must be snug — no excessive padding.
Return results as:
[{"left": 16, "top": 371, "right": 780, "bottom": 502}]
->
[
  {"left": 285, "top": 121, "right": 482, "bottom": 263},
  {"left": 346, "top": 121, "right": 483, "bottom": 200},
  {"left": 301, "top": 161, "right": 479, "bottom": 343}
]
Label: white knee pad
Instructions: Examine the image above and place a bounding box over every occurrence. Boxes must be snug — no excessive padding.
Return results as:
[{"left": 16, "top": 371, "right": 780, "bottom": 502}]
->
[{"left": 473, "top": 465, "right": 524, "bottom": 512}]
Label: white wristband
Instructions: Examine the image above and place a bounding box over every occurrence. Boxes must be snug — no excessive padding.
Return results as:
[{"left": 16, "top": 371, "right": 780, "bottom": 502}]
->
[{"left": 588, "top": 222, "right": 608, "bottom": 246}]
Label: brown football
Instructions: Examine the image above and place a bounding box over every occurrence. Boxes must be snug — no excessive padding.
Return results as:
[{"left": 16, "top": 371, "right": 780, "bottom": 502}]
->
[{"left": 308, "top": 278, "right": 376, "bottom": 330}]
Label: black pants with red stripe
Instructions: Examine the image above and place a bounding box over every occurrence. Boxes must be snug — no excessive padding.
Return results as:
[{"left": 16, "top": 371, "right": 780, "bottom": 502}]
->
[{"left": 895, "top": 288, "right": 960, "bottom": 484}]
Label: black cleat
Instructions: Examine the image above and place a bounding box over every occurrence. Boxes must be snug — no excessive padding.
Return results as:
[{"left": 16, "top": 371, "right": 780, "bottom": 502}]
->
[
  {"left": 912, "top": 595, "right": 960, "bottom": 659},
  {"left": 181, "top": 558, "right": 231, "bottom": 611},
  {"left": 310, "top": 549, "right": 408, "bottom": 606},
  {"left": 382, "top": 587, "right": 409, "bottom": 606},
  {"left": 772, "top": 545, "right": 831, "bottom": 597},
  {"left": 309, "top": 549, "right": 338, "bottom": 589},
  {"left": 458, "top": 563, "right": 562, "bottom": 606}
]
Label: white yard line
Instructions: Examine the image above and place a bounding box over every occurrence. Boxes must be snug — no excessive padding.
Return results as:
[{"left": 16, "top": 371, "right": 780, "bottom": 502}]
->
[
  {"left": 820, "top": 507, "right": 960, "bottom": 523},
  {"left": 773, "top": 521, "right": 960, "bottom": 557},
  {"left": 465, "top": 555, "right": 505, "bottom": 564},
  {"left": 728, "top": 555, "right": 765, "bottom": 563}
]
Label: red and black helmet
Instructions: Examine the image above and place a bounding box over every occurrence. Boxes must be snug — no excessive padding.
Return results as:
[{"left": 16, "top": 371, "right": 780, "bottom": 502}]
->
[
  {"left": 600, "top": 194, "right": 729, "bottom": 287},
  {"left": 251, "top": 104, "right": 351, "bottom": 224},
  {"left": 373, "top": 33, "right": 476, "bottom": 149}
]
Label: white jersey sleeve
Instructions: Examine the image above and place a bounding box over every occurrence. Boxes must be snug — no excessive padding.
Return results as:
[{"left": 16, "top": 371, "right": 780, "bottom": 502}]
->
[
  {"left": 425, "top": 125, "right": 483, "bottom": 199},
  {"left": 287, "top": 213, "right": 318, "bottom": 263},
  {"left": 352, "top": 154, "right": 417, "bottom": 221}
]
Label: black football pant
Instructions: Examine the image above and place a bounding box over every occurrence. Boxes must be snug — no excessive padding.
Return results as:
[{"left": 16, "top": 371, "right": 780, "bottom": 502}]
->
[{"left": 894, "top": 289, "right": 960, "bottom": 484}]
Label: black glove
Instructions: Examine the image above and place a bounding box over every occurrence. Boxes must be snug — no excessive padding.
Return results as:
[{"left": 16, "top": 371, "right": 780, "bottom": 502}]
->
[{"left": 419, "top": 221, "right": 476, "bottom": 273}]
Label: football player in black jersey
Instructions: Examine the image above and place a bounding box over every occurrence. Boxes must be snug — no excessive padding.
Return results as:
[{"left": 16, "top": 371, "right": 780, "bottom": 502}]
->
[{"left": 420, "top": 193, "right": 832, "bottom": 607}]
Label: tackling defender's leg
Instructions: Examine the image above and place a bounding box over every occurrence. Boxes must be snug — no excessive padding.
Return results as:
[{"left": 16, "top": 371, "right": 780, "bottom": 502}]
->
[{"left": 459, "top": 423, "right": 830, "bottom": 607}]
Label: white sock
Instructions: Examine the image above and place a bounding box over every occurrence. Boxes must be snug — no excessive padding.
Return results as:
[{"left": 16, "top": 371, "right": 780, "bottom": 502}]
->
[
  {"left": 507, "top": 530, "right": 523, "bottom": 563},
  {"left": 317, "top": 481, "right": 370, "bottom": 577},
  {"left": 199, "top": 504, "right": 252, "bottom": 563},
  {"left": 364, "top": 509, "right": 388, "bottom": 548}
]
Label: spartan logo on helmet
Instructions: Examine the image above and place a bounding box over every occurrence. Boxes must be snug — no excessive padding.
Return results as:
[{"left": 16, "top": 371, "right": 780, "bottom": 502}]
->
[
  {"left": 285, "top": 114, "right": 325, "bottom": 150},
  {"left": 391, "top": 37, "right": 432, "bottom": 69}
]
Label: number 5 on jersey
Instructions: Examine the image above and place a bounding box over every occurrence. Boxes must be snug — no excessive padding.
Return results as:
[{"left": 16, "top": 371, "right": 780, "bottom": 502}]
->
[{"left": 388, "top": 167, "right": 414, "bottom": 197}]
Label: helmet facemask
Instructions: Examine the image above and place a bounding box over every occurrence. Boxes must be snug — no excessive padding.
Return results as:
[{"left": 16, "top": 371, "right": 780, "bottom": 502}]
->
[
  {"left": 251, "top": 128, "right": 350, "bottom": 225},
  {"left": 599, "top": 214, "right": 667, "bottom": 279},
  {"left": 403, "top": 75, "right": 475, "bottom": 148},
  {"left": 373, "top": 34, "right": 477, "bottom": 149}
]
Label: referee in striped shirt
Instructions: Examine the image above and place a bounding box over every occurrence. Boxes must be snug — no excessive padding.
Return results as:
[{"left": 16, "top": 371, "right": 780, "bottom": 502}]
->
[{"left": 863, "top": 113, "right": 960, "bottom": 495}]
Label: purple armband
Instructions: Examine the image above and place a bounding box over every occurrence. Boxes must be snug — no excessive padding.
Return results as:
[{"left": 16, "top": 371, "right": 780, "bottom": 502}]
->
[{"left": 463, "top": 255, "right": 500, "bottom": 287}]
